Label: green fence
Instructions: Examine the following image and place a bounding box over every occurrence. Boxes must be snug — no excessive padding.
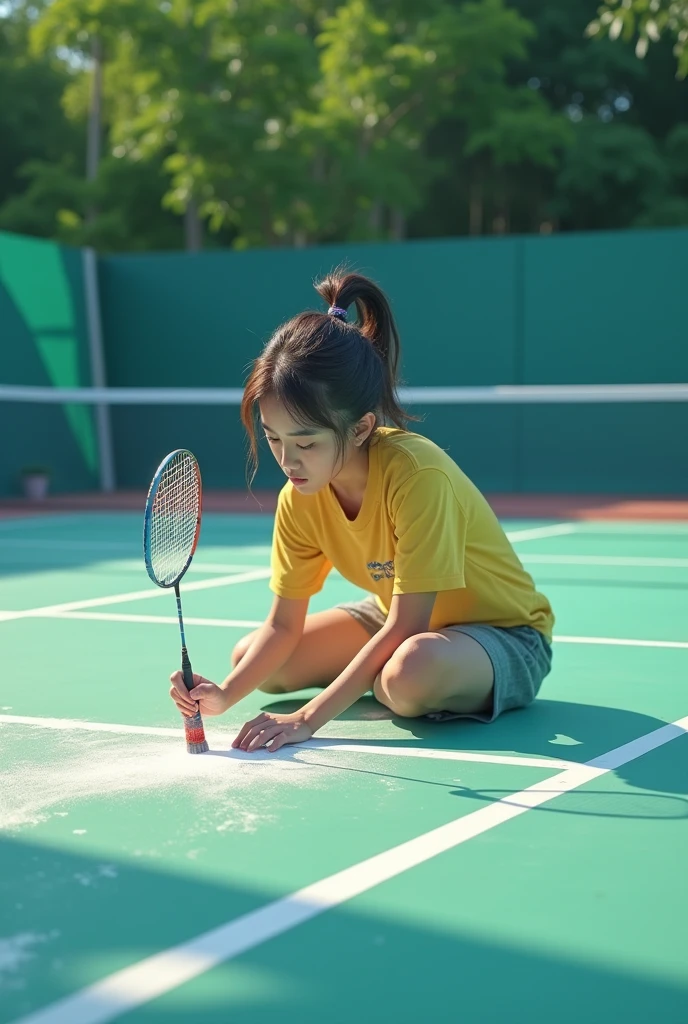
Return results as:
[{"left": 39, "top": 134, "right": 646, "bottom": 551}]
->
[
  {"left": 0, "top": 232, "right": 99, "bottom": 497},
  {"left": 1, "top": 227, "right": 687, "bottom": 496},
  {"left": 99, "top": 228, "right": 688, "bottom": 495},
  {"left": 100, "top": 236, "right": 521, "bottom": 493}
]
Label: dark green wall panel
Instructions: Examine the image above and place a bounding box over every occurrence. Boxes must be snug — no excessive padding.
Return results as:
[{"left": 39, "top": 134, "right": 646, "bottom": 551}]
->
[
  {"left": 99, "top": 236, "right": 519, "bottom": 390},
  {"left": 111, "top": 406, "right": 253, "bottom": 491},
  {"left": 100, "top": 235, "right": 521, "bottom": 495},
  {"left": 2, "top": 228, "right": 687, "bottom": 496},
  {"left": 522, "top": 229, "right": 688, "bottom": 384},
  {"left": 520, "top": 404, "right": 687, "bottom": 494}
]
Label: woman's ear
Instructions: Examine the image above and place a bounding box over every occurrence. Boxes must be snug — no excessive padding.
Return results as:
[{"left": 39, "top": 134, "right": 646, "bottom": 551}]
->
[{"left": 354, "top": 412, "right": 377, "bottom": 446}]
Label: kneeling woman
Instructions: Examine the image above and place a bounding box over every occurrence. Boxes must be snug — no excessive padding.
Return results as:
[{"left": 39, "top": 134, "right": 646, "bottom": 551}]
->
[{"left": 170, "top": 271, "right": 554, "bottom": 752}]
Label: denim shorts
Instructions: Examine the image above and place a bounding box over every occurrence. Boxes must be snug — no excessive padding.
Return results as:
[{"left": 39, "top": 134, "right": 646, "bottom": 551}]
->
[{"left": 335, "top": 595, "right": 552, "bottom": 722}]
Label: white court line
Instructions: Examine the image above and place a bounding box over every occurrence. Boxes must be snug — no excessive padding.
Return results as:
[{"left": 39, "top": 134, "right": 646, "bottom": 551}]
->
[
  {"left": 555, "top": 635, "right": 688, "bottom": 650},
  {"left": 0, "top": 526, "right": 577, "bottom": 549},
  {"left": 12, "top": 715, "right": 688, "bottom": 1024},
  {"left": 0, "top": 538, "right": 135, "bottom": 551},
  {"left": 0, "top": 546, "right": 266, "bottom": 575},
  {"left": 505, "top": 523, "right": 578, "bottom": 542},
  {"left": 5, "top": 551, "right": 688, "bottom": 572},
  {"left": 47, "top": 611, "right": 265, "bottom": 629},
  {"left": 5, "top": 552, "right": 688, "bottom": 584},
  {"left": 27, "top": 610, "right": 688, "bottom": 650},
  {"left": 307, "top": 740, "right": 576, "bottom": 769},
  {"left": 521, "top": 554, "right": 688, "bottom": 568},
  {"left": 0, "top": 569, "right": 272, "bottom": 623},
  {"left": 0, "top": 715, "right": 573, "bottom": 769},
  {"left": 159, "top": 563, "right": 264, "bottom": 574},
  {"left": 0, "top": 559, "right": 269, "bottom": 577},
  {"left": 146, "top": 554, "right": 688, "bottom": 573},
  {"left": 0, "top": 537, "right": 275, "bottom": 555},
  {"left": 0, "top": 516, "right": 81, "bottom": 531},
  {"left": 0, "top": 543, "right": 268, "bottom": 579},
  {"left": 0, "top": 716, "right": 182, "bottom": 738},
  {"left": 0, "top": 539, "right": 276, "bottom": 559},
  {"left": 573, "top": 523, "right": 688, "bottom": 535}
]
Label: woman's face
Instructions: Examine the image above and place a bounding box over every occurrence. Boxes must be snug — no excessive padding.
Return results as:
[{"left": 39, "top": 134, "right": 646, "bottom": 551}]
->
[{"left": 258, "top": 395, "right": 372, "bottom": 495}]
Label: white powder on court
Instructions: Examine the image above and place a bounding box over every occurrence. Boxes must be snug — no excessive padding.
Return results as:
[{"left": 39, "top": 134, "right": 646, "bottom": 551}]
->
[
  {"left": 0, "top": 931, "right": 59, "bottom": 988},
  {"left": 73, "top": 865, "right": 118, "bottom": 887},
  {"left": 0, "top": 728, "right": 332, "bottom": 832}
]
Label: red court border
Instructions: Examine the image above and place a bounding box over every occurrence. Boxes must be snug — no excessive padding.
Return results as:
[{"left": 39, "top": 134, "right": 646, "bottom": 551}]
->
[{"left": 1, "top": 491, "right": 687, "bottom": 521}]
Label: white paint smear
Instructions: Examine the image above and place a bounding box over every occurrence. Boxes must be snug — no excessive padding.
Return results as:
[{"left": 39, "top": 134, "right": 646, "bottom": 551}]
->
[
  {"left": 0, "top": 934, "right": 47, "bottom": 974},
  {"left": 0, "top": 932, "right": 59, "bottom": 990},
  {"left": 0, "top": 731, "right": 330, "bottom": 833}
]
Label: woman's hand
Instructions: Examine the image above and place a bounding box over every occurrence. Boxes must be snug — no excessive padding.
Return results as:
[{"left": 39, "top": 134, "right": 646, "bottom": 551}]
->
[
  {"left": 169, "top": 671, "right": 229, "bottom": 718},
  {"left": 232, "top": 711, "right": 313, "bottom": 753}
]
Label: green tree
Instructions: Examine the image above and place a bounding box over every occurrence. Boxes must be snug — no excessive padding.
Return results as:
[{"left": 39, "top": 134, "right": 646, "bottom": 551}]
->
[
  {"left": 0, "top": 0, "right": 84, "bottom": 238},
  {"left": 587, "top": 0, "right": 688, "bottom": 77},
  {"left": 311, "top": 0, "right": 571, "bottom": 240},
  {"left": 27, "top": 0, "right": 196, "bottom": 248},
  {"left": 29, "top": 0, "right": 572, "bottom": 247},
  {"left": 31, "top": 0, "right": 322, "bottom": 248},
  {"left": 553, "top": 118, "right": 668, "bottom": 229},
  {"left": 635, "top": 121, "right": 688, "bottom": 224},
  {"left": 7, "top": 0, "right": 688, "bottom": 248},
  {"left": 502, "top": 0, "right": 688, "bottom": 232},
  {"left": 0, "top": 0, "right": 189, "bottom": 248},
  {"left": 462, "top": 90, "right": 573, "bottom": 233}
]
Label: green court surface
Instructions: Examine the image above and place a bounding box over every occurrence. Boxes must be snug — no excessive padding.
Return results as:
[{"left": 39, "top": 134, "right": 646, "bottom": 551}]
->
[{"left": 1, "top": 512, "right": 687, "bottom": 1023}]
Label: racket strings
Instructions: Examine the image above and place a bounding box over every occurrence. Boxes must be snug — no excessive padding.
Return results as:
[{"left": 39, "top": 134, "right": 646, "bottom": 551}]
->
[{"left": 150, "top": 453, "right": 200, "bottom": 585}]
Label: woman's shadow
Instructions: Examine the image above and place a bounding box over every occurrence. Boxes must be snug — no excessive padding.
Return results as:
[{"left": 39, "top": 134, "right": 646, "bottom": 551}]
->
[{"left": 260, "top": 692, "right": 688, "bottom": 806}]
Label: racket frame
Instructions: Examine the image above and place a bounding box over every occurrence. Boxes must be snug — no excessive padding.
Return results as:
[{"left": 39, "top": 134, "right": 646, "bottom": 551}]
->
[
  {"left": 143, "top": 448, "right": 202, "bottom": 589},
  {"left": 143, "top": 449, "right": 208, "bottom": 754}
]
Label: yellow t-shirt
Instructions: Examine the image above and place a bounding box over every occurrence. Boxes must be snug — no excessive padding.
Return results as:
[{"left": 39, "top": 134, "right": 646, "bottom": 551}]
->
[{"left": 269, "top": 427, "right": 554, "bottom": 639}]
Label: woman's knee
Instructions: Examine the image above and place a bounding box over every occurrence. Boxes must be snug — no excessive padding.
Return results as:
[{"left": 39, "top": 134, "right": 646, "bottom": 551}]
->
[
  {"left": 230, "top": 630, "right": 258, "bottom": 669},
  {"left": 384, "top": 635, "right": 438, "bottom": 686},
  {"left": 373, "top": 635, "right": 437, "bottom": 716},
  {"left": 374, "top": 631, "right": 494, "bottom": 718}
]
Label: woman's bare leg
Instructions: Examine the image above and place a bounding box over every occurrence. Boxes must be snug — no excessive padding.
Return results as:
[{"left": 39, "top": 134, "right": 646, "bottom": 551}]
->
[{"left": 232, "top": 609, "right": 373, "bottom": 693}]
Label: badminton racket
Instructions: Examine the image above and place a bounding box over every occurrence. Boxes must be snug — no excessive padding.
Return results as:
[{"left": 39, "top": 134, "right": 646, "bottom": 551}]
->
[{"left": 143, "top": 449, "right": 209, "bottom": 754}]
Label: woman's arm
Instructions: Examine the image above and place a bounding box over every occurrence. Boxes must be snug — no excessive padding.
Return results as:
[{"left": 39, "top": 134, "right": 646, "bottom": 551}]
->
[
  {"left": 169, "top": 595, "right": 309, "bottom": 716},
  {"left": 220, "top": 595, "right": 310, "bottom": 706},
  {"left": 233, "top": 591, "right": 436, "bottom": 750}
]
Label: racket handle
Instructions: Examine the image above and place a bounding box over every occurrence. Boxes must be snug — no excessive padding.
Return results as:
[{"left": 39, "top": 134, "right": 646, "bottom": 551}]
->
[
  {"left": 181, "top": 646, "right": 194, "bottom": 692},
  {"left": 180, "top": 646, "right": 209, "bottom": 754}
]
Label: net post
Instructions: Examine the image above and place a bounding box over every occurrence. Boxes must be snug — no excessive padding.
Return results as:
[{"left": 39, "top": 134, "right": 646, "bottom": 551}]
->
[{"left": 83, "top": 246, "right": 116, "bottom": 492}]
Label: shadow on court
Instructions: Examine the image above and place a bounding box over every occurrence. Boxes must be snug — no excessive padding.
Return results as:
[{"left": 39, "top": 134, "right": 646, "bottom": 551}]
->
[
  {"left": 0, "top": 512, "right": 274, "bottom": 580},
  {"left": 1, "top": 833, "right": 685, "bottom": 1024},
  {"left": 261, "top": 695, "right": 688, "bottom": 800}
]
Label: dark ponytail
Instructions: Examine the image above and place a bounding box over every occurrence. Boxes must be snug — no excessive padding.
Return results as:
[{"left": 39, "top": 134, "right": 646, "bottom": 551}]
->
[
  {"left": 241, "top": 268, "right": 419, "bottom": 484},
  {"left": 315, "top": 271, "right": 401, "bottom": 397}
]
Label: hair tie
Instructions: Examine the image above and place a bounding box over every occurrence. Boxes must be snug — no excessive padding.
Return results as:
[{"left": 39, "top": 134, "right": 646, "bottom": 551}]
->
[{"left": 327, "top": 306, "right": 348, "bottom": 322}]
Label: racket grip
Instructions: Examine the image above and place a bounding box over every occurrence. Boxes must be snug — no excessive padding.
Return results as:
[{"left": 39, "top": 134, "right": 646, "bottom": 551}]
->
[
  {"left": 181, "top": 646, "right": 194, "bottom": 692},
  {"left": 180, "top": 646, "right": 209, "bottom": 754}
]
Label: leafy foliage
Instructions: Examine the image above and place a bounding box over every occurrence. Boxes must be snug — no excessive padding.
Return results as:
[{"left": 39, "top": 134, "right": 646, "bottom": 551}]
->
[
  {"left": 587, "top": 0, "right": 688, "bottom": 77},
  {"left": 0, "top": 0, "right": 686, "bottom": 249}
]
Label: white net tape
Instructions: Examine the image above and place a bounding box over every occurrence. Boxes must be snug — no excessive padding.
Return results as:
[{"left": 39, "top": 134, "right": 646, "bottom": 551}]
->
[
  {"left": 3, "top": 384, "right": 688, "bottom": 404},
  {"left": 149, "top": 451, "right": 200, "bottom": 586}
]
